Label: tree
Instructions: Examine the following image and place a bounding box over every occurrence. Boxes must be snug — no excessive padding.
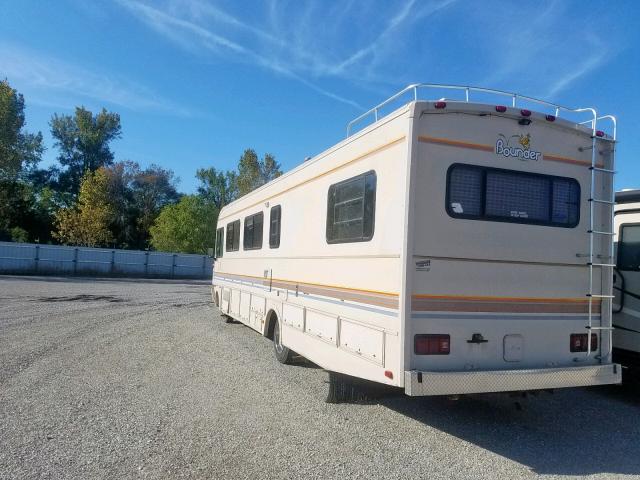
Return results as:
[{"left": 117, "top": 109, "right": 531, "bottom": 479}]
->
[
  {"left": 236, "top": 149, "right": 282, "bottom": 197},
  {"left": 50, "top": 107, "right": 121, "bottom": 194},
  {"left": 0, "top": 79, "right": 44, "bottom": 178},
  {"left": 195, "top": 167, "right": 237, "bottom": 210},
  {"left": 52, "top": 168, "right": 114, "bottom": 247},
  {"left": 149, "top": 195, "right": 217, "bottom": 254}
]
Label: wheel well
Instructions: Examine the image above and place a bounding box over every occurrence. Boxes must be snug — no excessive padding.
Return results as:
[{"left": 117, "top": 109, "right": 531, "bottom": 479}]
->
[{"left": 265, "top": 309, "right": 278, "bottom": 339}]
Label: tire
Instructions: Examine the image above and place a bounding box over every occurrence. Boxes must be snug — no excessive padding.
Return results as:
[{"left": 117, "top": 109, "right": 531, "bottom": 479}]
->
[{"left": 273, "top": 317, "right": 294, "bottom": 364}]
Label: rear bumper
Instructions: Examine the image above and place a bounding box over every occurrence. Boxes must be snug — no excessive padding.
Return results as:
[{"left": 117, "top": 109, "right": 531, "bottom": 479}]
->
[{"left": 404, "top": 364, "right": 621, "bottom": 396}]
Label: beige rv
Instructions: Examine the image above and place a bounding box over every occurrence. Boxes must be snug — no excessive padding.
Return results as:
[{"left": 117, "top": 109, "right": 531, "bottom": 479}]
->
[
  {"left": 212, "top": 84, "right": 621, "bottom": 401},
  {"left": 613, "top": 190, "right": 640, "bottom": 375}
]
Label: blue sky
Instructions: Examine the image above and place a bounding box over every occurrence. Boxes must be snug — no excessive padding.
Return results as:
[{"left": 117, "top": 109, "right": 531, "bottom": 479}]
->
[{"left": 1, "top": 0, "right": 639, "bottom": 192}]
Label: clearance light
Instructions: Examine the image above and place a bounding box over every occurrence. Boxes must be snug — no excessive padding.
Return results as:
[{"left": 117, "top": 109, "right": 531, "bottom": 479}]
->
[
  {"left": 384, "top": 370, "right": 394, "bottom": 380},
  {"left": 520, "top": 109, "right": 532, "bottom": 117},
  {"left": 495, "top": 105, "right": 507, "bottom": 113},
  {"left": 415, "top": 334, "right": 450, "bottom": 355},
  {"left": 596, "top": 130, "right": 605, "bottom": 137},
  {"left": 545, "top": 115, "right": 556, "bottom": 122},
  {"left": 570, "top": 333, "right": 598, "bottom": 352},
  {"left": 434, "top": 101, "right": 447, "bottom": 109}
]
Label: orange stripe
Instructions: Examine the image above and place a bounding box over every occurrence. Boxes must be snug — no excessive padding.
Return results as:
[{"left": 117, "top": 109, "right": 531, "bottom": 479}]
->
[{"left": 412, "top": 294, "right": 591, "bottom": 303}]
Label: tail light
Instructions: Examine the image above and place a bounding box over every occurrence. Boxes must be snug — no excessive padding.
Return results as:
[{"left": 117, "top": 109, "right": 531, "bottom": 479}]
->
[
  {"left": 570, "top": 333, "right": 598, "bottom": 352},
  {"left": 495, "top": 105, "right": 507, "bottom": 113},
  {"left": 434, "top": 101, "right": 447, "bottom": 109},
  {"left": 415, "top": 334, "right": 450, "bottom": 355}
]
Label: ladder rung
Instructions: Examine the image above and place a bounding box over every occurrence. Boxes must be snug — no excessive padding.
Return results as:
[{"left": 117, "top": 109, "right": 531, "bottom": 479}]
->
[
  {"left": 586, "top": 294, "right": 615, "bottom": 298},
  {"left": 587, "top": 263, "right": 616, "bottom": 267},
  {"left": 588, "top": 230, "right": 614, "bottom": 235},
  {"left": 588, "top": 198, "right": 614, "bottom": 205},
  {"left": 585, "top": 326, "right": 615, "bottom": 331},
  {"left": 589, "top": 167, "right": 616, "bottom": 174}
]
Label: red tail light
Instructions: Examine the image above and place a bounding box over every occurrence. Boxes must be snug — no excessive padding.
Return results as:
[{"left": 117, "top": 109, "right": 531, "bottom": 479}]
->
[
  {"left": 570, "top": 333, "right": 598, "bottom": 352},
  {"left": 545, "top": 114, "right": 556, "bottom": 122},
  {"left": 520, "top": 109, "right": 532, "bottom": 117},
  {"left": 415, "top": 334, "right": 450, "bottom": 355},
  {"left": 434, "top": 101, "right": 447, "bottom": 109},
  {"left": 495, "top": 105, "right": 507, "bottom": 113}
]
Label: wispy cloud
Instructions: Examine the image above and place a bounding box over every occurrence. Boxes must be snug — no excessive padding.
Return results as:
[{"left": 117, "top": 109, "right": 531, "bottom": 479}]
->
[{"left": 0, "top": 42, "right": 191, "bottom": 115}]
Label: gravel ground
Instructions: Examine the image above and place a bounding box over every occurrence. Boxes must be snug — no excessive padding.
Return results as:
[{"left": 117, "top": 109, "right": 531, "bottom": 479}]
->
[{"left": 1, "top": 276, "right": 640, "bottom": 480}]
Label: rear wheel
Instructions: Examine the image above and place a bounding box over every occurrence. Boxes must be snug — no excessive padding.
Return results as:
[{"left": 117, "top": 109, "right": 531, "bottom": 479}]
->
[{"left": 273, "top": 317, "right": 294, "bottom": 364}]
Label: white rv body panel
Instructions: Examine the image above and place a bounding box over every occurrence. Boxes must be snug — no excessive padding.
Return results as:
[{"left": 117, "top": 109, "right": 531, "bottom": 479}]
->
[{"left": 212, "top": 92, "right": 621, "bottom": 395}]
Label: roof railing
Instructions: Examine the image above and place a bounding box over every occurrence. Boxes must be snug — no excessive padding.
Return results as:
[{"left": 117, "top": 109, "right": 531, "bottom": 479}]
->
[{"left": 346, "top": 83, "right": 617, "bottom": 140}]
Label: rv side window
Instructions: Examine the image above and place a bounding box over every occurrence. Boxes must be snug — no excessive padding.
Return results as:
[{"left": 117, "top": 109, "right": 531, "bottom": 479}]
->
[
  {"left": 446, "top": 164, "right": 580, "bottom": 228},
  {"left": 226, "top": 220, "right": 240, "bottom": 252},
  {"left": 243, "top": 212, "right": 264, "bottom": 250},
  {"left": 618, "top": 224, "right": 640, "bottom": 271},
  {"left": 215, "top": 227, "right": 224, "bottom": 258},
  {"left": 326, "top": 171, "right": 376, "bottom": 244},
  {"left": 269, "top": 205, "right": 281, "bottom": 249}
]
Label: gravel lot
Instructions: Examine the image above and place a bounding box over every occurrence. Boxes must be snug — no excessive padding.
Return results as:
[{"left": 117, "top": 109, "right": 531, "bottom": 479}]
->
[{"left": 1, "top": 276, "right": 640, "bottom": 480}]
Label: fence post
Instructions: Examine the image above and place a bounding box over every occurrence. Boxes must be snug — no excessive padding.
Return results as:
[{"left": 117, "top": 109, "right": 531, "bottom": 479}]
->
[
  {"left": 110, "top": 250, "right": 115, "bottom": 274},
  {"left": 34, "top": 245, "right": 40, "bottom": 274},
  {"left": 73, "top": 247, "right": 78, "bottom": 275},
  {"left": 171, "top": 254, "right": 176, "bottom": 278},
  {"left": 144, "top": 251, "right": 149, "bottom": 276}
]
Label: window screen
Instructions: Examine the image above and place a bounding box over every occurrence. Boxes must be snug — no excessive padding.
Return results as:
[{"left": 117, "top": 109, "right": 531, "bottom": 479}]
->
[
  {"left": 225, "top": 220, "right": 240, "bottom": 252},
  {"left": 269, "top": 205, "right": 281, "bottom": 249},
  {"left": 326, "top": 171, "right": 376, "bottom": 243},
  {"left": 618, "top": 224, "right": 640, "bottom": 271},
  {"left": 215, "top": 227, "right": 224, "bottom": 258},
  {"left": 243, "top": 212, "right": 263, "bottom": 250},
  {"left": 446, "top": 164, "right": 580, "bottom": 227}
]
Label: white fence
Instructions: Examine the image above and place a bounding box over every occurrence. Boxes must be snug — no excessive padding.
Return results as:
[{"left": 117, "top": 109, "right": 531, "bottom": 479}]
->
[{"left": 0, "top": 242, "right": 213, "bottom": 279}]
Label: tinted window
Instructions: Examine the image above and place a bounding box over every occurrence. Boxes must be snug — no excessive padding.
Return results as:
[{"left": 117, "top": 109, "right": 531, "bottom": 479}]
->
[
  {"left": 243, "top": 212, "right": 263, "bottom": 250},
  {"left": 269, "top": 205, "right": 281, "bottom": 249},
  {"left": 618, "top": 224, "right": 640, "bottom": 271},
  {"left": 215, "top": 227, "right": 224, "bottom": 258},
  {"left": 225, "top": 220, "right": 240, "bottom": 252},
  {"left": 447, "top": 164, "right": 580, "bottom": 228},
  {"left": 327, "top": 171, "right": 376, "bottom": 243}
]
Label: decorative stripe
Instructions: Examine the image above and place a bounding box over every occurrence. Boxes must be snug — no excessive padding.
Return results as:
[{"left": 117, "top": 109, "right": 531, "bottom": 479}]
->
[
  {"left": 412, "top": 312, "right": 600, "bottom": 321},
  {"left": 214, "top": 272, "right": 399, "bottom": 309},
  {"left": 417, "top": 135, "right": 602, "bottom": 168}
]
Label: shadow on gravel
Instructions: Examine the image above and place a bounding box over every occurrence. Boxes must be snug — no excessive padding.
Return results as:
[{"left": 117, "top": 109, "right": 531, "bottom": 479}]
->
[
  {"left": 37, "top": 294, "right": 124, "bottom": 303},
  {"left": 378, "top": 386, "right": 640, "bottom": 476},
  {"left": 0, "top": 275, "right": 210, "bottom": 285}
]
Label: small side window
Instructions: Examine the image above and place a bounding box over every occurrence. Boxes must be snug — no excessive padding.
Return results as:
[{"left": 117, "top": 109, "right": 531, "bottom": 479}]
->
[
  {"left": 226, "top": 220, "right": 240, "bottom": 252},
  {"left": 326, "top": 171, "right": 376, "bottom": 244},
  {"left": 243, "top": 212, "right": 264, "bottom": 250},
  {"left": 269, "top": 205, "right": 281, "bottom": 249},
  {"left": 215, "top": 227, "right": 224, "bottom": 258},
  {"left": 618, "top": 224, "right": 640, "bottom": 271}
]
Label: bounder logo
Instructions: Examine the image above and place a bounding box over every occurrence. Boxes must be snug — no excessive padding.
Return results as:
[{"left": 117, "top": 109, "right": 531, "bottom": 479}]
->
[{"left": 495, "top": 133, "right": 542, "bottom": 161}]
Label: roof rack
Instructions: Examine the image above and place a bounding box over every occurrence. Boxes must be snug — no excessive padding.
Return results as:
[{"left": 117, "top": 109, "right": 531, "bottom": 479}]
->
[{"left": 346, "top": 83, "right": 617, "bottom": 140}]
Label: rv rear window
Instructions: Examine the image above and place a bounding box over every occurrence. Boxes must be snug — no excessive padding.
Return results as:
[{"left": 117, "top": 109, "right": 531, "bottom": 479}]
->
[
  {"left": 446, "top": 164, "right": 580, "bottom": 228},
  {"left": 269, "top": 205, "right": 281, "bottom": 249},
  {"left": 226, "top": 220, "right": 240, "bottom": 252},
  {"left": 618, "top": 224, "right": 640, "bottom": 271},
  {"left": 215, "top": 227, "right": 224, "bottom": 258},
  {"left": 243, "top": 212, "right": 264, "bottom": 250},
  {"left": 326, "top": 171, "right": 376, "bottom": 244}
]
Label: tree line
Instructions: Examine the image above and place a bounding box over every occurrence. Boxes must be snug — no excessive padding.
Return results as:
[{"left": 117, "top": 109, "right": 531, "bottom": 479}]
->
[{"left": 0, "top": 79, "right": 282, "bottom": 254}]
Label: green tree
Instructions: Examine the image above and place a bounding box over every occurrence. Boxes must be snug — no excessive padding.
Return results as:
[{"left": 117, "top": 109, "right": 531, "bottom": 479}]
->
[
  {"left": 236, "top": 149, "right": 282, "bottom": 197},
  {"left": 195, "top": 167, "right": 237, "bottom": 210},
  {"left": 0, "top": 79, "right": 44, "bottom": 178},
  {"left": 52, "top": 168, "right": 115, "bottom": 247},
  {"left": 149, "top": 195, "right": 217, "bottom": 254},
  {"left": 50, "top": 107, "right": 121, "bottom": 195}
]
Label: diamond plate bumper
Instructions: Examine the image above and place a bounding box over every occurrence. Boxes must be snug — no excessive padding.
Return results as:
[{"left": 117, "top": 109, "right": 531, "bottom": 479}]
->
[{"left": 404, "top": 364, "right": 621, "bottom": 396}]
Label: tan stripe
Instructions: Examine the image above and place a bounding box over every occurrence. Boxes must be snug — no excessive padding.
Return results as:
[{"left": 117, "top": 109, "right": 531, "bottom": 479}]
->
[
  {"left": 218, "top": 136, "right": 406, "bottom": 222},
  {"left": 411, "top": 298, "right": 601, "bottom": 314}
]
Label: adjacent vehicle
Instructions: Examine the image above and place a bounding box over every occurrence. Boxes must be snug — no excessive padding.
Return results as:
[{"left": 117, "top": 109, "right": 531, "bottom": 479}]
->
[
  {"left": 613, "top": 190, "right": 640, "bottom": 375},
  {"left": 212, "top": 83, "right": 621, "bottom": 401}
]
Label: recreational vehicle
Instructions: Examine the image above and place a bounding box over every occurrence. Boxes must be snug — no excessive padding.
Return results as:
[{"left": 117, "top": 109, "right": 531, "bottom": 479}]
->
[
  {"left": 211, "top": 84, "right": 621, "bottom": 401},
  {"left": 613, "top": 190, "right": 640, "bottom": 374}
]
